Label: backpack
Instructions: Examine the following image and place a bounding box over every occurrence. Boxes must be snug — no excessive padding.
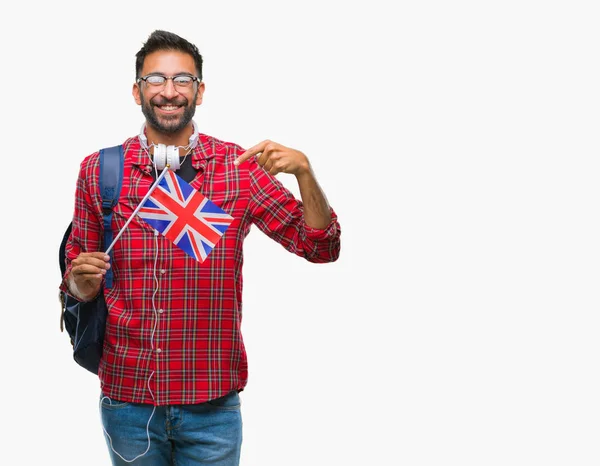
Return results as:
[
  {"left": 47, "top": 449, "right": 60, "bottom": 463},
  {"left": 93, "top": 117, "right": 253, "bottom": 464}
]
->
[{"left": 59, "top": 145, "right": 124, "bottom": 374}]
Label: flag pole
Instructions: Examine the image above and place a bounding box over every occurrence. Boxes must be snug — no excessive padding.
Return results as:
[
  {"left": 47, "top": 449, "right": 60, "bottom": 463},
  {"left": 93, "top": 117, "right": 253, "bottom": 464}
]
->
[{"left": 105, "top": 166, "right": 171, "bottom": 254}]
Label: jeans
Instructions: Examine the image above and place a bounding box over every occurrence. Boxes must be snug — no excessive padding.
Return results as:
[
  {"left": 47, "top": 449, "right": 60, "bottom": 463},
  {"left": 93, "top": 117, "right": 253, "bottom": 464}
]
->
[{"left": 100, "top": 391, "right": 242, "bottom": 465}]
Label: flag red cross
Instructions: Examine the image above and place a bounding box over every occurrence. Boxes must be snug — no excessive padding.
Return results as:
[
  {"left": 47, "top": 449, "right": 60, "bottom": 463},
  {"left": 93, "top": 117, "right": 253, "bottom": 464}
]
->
[{"left": 151, "top": 185, "right": 222, "bottom": 246}]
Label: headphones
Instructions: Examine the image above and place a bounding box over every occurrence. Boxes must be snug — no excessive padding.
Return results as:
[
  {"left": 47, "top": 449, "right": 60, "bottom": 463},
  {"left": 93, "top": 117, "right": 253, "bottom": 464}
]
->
[{"left": 139, "top": 120, "right": 200, "bottom": 170}]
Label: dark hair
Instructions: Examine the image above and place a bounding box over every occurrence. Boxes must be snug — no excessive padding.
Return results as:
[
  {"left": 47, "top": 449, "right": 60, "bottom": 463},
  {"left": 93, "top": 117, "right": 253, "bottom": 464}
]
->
[{"left": 135, "top": 30, "right": 203, "bottom": 81}]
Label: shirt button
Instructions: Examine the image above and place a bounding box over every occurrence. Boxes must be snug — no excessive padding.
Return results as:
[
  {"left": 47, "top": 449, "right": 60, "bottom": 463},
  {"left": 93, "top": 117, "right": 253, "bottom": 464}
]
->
[
  {"left": 160, "top": 269, "right": 166, "bottom": 274},
  {"left": 158, "top": 308, "right": 164, "bottom": 314},
  {"left": 156, "top": 348, "right": 162, "bottom": 354}
]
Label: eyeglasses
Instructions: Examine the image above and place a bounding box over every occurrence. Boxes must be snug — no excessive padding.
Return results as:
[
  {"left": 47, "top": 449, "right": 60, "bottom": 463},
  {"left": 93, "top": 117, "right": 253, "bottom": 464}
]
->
[{"left": 137, "top": 74, "right": 199, "bottom": 89}]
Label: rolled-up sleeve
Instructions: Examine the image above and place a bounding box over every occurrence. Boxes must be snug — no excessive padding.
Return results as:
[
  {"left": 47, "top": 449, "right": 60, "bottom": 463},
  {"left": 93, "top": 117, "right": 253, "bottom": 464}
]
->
[{"left": 248, "top": 159, "right": 341, "bottom": 263}]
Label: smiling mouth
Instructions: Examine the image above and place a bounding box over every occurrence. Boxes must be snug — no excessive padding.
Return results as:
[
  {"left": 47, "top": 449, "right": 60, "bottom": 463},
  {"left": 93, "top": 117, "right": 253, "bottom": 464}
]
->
[{"left": 156, "top": 104, "right": 182, "bottom": 112}]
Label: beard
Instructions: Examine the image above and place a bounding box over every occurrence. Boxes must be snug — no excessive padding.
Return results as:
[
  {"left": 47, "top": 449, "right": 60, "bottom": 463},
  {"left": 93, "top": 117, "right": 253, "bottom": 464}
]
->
[{"left": 140, "top": 90, "right": 197, "bottom": 135}]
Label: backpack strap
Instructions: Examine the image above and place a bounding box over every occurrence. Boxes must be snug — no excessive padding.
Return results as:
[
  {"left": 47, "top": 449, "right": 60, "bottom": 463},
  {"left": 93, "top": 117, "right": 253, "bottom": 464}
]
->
[{"left": 99, "top": 145, "right": 124, "bottom": 289}]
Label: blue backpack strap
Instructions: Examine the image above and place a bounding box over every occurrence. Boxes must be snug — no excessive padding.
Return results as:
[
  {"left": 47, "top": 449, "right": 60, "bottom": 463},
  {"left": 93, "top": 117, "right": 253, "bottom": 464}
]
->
[{"left": 99, "top": 145, "right": 124, "bottom": 289}]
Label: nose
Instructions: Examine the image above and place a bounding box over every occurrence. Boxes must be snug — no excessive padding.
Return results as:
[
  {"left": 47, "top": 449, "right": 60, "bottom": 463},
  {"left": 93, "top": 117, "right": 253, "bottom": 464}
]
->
[{"left": 160, "top": 78, "right": 179, "bottom": 99}]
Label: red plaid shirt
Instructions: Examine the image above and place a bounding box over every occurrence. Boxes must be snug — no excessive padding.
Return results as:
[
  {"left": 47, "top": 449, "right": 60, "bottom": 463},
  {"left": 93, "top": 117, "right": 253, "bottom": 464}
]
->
[{"left": 62, "top": 133, "right": 341, "bottom": 405}]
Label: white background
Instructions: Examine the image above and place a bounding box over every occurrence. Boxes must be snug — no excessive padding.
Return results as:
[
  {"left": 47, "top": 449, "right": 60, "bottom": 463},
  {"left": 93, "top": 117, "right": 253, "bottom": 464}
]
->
[{"left": 1, "top": 0, "right": 599, "bottom": 465}]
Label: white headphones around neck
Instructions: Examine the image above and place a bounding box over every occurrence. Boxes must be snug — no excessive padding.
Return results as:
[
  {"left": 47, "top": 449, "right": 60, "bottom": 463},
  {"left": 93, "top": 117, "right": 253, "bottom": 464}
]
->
[{"left": 139, "top": 120, "right": 200, "bottom": 170}]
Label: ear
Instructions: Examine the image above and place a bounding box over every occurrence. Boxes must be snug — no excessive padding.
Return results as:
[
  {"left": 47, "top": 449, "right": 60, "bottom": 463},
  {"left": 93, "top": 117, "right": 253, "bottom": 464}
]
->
[
  {"left": 132, "top": 82, "right": 142, "bottom": 105},
  {"left": 195, "top": 82, "right": 205, "bottom": 105}
]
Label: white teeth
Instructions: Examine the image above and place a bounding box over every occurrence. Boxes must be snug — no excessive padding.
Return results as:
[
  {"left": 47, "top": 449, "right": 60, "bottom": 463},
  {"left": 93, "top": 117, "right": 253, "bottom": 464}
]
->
[{"left": 159, "top": 105, "right": 179, "bottom": 110}]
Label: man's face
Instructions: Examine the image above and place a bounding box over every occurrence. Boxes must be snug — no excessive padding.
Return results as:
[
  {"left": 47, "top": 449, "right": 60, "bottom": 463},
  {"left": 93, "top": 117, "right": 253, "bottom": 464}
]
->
[{"left": 133, "top": 50, "right": 204, "bottom": 134}]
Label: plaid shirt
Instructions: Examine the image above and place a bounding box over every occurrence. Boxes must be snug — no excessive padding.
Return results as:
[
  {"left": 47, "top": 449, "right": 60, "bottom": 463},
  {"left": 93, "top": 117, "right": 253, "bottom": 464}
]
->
[{"left": 62, "top": 133, "right": 341, "bottom": 405}]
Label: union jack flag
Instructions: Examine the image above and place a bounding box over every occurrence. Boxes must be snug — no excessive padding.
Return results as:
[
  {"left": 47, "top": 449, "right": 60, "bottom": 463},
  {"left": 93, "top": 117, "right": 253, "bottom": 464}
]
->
[{"left": 137, "top": 170, "right": 234, "bottom": 262}]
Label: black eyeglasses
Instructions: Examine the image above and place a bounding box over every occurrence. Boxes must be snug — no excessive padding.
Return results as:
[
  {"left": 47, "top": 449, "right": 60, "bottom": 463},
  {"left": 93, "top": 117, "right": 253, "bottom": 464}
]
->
[{"left": 137, "top": 74, "right": 199, "bottom": 88}]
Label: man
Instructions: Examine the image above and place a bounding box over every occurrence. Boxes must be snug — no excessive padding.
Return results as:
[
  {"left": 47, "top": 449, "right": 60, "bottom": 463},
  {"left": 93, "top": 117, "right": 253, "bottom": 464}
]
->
[{"left": 61, "top": 30, "right": 340, "bottom": 465}]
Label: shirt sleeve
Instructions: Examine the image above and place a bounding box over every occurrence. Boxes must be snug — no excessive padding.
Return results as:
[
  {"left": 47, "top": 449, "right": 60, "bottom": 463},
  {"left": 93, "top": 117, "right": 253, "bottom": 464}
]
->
[
  {"left": 247, "top": 158, "right": 341, "bottom": 263},
  {"left": 59, "top": 154, "right": 103, "bottom": 294}
]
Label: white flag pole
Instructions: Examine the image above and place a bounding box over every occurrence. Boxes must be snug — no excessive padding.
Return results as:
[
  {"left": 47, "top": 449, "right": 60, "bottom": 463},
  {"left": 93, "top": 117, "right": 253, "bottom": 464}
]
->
[{"left": 105, "top": 166, "right": 171, "bottom": 254}]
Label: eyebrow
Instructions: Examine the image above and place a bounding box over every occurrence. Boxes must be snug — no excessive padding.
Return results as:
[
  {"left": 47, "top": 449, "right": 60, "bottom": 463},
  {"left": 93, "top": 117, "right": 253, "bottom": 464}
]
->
[{"left": 144, "top": 72, "right": 196, "bottom": 77}]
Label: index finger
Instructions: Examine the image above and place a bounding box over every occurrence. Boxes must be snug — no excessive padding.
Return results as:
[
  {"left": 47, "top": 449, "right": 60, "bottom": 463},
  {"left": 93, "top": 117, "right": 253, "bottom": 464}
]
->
[
  {"left": 74, "top": 252, "right": 110, "bottom": 268},
  {"left": 81, "top": 251, "right": 111, "bottom": 262},
  {"left": 234, "top": 140, "right": 269, "bottom": 166}
]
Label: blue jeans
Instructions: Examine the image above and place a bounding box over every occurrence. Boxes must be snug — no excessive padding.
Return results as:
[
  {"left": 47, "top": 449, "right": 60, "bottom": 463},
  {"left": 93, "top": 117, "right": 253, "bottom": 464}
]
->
[{"left": 100, "top": 391, "right": 242, "bottom": 465}]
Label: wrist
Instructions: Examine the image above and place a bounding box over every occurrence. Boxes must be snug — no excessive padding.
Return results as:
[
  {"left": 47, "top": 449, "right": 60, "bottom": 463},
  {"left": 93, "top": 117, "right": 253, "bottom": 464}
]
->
[{"left": 294, "top": 161, "right": 312, "bottom": 180}]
